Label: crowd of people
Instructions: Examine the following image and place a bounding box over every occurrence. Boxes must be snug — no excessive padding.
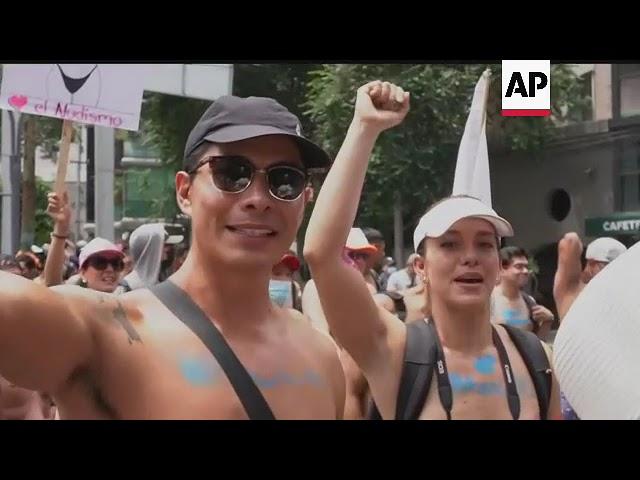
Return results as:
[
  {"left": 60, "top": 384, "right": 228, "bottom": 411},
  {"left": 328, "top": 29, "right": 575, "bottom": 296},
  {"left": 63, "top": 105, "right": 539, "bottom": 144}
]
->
[{"left": 0, "top": 80, "right": 634, "bottom": 420}]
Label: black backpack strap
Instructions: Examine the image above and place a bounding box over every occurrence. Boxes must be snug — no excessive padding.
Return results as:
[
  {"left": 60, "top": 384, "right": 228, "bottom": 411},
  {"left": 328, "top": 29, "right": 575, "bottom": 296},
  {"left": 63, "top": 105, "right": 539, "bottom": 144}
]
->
[
  {"left": 521, "top": 293, "right": 538, "bottom": 334},
  {"left": 501, "top": 324, "right": 552, "bottom": 420},
  {"left": 398, "top": 320, "right": 437, "bottom": 420},
  {"left": 368, "top": 320, "right": 436, "bottom": 420},
  {"left": 150, "top": 280, "right": 275, "bottom": 420}
]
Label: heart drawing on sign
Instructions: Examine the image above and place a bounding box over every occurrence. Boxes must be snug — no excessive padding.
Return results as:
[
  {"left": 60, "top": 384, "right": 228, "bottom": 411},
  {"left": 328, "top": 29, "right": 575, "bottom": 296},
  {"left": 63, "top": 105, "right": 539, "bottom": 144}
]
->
[{"left": 9, "top": 95, "right": 28, "bottom": 110}]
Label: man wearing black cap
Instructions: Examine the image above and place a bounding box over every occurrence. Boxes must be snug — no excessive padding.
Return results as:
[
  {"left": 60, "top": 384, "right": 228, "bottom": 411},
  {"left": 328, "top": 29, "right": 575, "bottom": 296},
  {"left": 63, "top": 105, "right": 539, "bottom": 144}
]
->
[{"left": 0, "top": 95, "right": 345, "bottom": 419}]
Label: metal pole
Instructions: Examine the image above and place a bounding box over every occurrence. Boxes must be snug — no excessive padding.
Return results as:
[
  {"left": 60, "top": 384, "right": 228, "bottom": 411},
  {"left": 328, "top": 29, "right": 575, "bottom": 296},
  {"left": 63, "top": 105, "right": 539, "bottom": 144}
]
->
[
  {"left": 94, "top": 126, "right": 115, "bottom": 241},
  {"left": 1, "top": 110, "right": 21, "bottom": 255}
]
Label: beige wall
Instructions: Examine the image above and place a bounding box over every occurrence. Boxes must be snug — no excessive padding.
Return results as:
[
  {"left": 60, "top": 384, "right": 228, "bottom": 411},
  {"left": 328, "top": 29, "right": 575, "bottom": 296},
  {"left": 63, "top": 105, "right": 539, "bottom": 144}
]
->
[{"left": 593, "top": 64, "right": 612, "bottom": 121}]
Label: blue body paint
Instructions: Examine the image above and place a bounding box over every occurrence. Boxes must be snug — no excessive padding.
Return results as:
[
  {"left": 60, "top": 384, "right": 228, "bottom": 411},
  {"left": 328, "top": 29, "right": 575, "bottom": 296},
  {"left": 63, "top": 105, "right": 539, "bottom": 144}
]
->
[
  {"left": 502, "top": 308, "right": 529, "bottom": 327},
  {"left": 449, "top": 372, "right": 503, "bottom": 396},
  {"left": 179, "top": 357, "right": 220, "bottom": 386},
  {"left": 178, "top": 353, "right": 324, "bottom": 390},
  {"left": 449, "top": 373, "right": 476, "bottom": 393},
  {"left": 474, "top": 355, "right": 496, "bottom": 375}
]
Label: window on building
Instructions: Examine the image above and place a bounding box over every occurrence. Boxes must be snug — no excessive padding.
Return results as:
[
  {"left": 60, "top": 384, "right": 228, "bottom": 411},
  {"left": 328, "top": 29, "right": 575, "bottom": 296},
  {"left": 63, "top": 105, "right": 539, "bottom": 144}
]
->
[
  {"left": 619, "top": 64, "right": 640, "bottom": 118},
  {"left": 619, "top": 139, "right": 640, "bottom": 211},
  {"left": 568, "top": 71, "right": 594, "bottom": 123}
]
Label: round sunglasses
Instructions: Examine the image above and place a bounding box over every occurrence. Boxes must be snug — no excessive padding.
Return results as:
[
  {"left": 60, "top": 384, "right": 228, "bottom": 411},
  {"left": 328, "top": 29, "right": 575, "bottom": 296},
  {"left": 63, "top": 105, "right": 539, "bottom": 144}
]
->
[{"left": 189, "top": 155, "right": 307, "bottom": 202}]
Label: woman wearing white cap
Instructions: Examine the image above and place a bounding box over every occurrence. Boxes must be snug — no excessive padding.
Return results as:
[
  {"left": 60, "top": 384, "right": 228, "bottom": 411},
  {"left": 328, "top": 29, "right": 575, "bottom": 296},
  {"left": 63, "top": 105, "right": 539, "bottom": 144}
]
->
[
  {"left": 74, "top": 238, "right": 126, "bottom": 293},
  {"left": 305, "top": 80, "right": 561, "bottom": 419}
]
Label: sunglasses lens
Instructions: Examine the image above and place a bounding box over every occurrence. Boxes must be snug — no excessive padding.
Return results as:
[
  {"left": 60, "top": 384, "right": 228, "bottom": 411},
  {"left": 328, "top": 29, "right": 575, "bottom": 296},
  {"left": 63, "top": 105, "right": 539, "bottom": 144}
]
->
[
  {"left": 211, "top": 157, "right": 253, "bottom": 193},
  {"left": 91, "top": 257, "right": 107, "bottom": 270},
  {"left": 90, "top": 257, "right": 124, "bottom": 271},
  {"left": 268, "top": 167, "right": 306, "bottom": 200}
]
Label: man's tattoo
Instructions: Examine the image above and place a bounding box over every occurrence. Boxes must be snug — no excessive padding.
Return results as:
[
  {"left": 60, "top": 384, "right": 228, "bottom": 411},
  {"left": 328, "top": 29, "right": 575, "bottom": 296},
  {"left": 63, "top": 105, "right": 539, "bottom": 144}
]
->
[{"left": 112, "top": 302, "right": 142, "bottom": 344}]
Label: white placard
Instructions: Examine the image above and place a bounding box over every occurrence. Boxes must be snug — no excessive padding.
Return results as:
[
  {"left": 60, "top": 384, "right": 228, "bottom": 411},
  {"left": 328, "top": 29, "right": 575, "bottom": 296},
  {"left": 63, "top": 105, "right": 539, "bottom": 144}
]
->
[{"left": 0, "top": 64, "right": 148, "bottom": 130}]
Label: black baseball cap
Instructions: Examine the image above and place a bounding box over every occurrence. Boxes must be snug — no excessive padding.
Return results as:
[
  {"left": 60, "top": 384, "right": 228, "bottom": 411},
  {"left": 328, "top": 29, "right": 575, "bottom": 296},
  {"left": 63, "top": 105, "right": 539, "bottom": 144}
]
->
[{"left": 184, "top": 95, "right": 331, "bottom": 171}]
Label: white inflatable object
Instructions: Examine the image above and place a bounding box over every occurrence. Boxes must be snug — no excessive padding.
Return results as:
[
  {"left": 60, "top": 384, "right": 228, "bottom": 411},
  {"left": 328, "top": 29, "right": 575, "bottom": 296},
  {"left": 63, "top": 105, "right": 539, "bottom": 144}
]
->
[{"left": 554, "top": 240, "right": 640, "bottom": 419}]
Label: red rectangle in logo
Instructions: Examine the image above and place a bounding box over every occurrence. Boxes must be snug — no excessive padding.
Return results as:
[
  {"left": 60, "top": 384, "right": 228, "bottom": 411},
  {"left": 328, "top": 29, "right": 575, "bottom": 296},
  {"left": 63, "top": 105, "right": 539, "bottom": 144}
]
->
[{"left": 501, "top": 109, "right": 551, "bottom": 117}]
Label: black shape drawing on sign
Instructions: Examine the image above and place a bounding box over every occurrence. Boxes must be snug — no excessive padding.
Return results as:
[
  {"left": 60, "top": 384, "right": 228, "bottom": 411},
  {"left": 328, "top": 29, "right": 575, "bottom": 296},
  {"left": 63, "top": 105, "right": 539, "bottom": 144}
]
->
[
  {"left": 57, "top": 64, "right": 98, "bottom": 95},
  {"left": 46, "top": 64, "right": 103, "bottom": 107}
]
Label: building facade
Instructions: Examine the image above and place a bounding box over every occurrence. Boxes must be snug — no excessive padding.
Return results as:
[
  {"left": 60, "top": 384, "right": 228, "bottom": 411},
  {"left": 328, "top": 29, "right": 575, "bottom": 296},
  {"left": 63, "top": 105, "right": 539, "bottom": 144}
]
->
[{"left": 491, "top": 64, "right": 640, "bottom": 306}]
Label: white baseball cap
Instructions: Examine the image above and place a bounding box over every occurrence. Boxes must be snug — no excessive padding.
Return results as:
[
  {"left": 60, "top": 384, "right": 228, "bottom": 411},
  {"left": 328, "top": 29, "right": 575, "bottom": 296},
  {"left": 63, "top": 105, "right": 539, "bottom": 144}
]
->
[
  {"left": 79, "top": 238, "right": 123, "bottom": 269},
  {"left": 346, "top": 228, "right": 378, "bottom": 254},
  {"left": 413, "top": 196, "right": 514, "bottom": 252},
  {"left": 585, "top": 237, "right": 627, "bottom": 263}
]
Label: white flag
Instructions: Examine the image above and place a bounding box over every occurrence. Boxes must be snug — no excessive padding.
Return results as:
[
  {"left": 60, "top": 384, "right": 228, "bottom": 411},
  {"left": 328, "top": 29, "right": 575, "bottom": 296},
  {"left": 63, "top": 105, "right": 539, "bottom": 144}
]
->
[{"left": 452, "top": 69, "right": 492, "bottom": 206}]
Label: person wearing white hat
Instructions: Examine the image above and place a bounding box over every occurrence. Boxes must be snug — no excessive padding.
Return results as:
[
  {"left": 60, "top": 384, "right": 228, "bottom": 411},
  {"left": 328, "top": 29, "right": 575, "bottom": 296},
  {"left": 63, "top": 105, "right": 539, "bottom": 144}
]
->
[
  {"left": 553, "top": 234, "right": 627, "bottom": 322},
  {"left": 74, "top": 238, "right": 125, "bottom": 293},
  {"left": 405, "top": 196, "right": 560, "bottom": 419},
  {"left": 305, "top": 78, "right": 561, "bottom": 420}
]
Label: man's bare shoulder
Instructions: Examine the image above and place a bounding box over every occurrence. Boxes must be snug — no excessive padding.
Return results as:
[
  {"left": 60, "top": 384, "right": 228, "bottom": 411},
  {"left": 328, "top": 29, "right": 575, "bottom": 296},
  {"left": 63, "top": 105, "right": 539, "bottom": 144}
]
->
[
  {"left": 49, "top": 286, "right": 148, "bottom": 342},
  {"left": 48, "top": 285, "right": 115, "bottom": 317},
  {"left": 51, "top": 285, "right": 152, "bottom": 307},
  {"left": 48, "top": 284, "right": 108, "bottom": 315}
]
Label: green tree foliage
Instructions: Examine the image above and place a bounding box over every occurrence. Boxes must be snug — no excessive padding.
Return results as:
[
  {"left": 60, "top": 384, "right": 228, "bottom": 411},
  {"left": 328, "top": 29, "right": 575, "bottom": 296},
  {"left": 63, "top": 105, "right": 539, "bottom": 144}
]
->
[{"left": 304, "top": 64, "right": 591, "bottom": 244}]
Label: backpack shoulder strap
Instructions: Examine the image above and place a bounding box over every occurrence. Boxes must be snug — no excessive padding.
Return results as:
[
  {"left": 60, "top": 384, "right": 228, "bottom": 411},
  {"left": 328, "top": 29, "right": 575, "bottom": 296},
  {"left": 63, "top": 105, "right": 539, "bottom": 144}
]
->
[
  {"left": 150, "top": 280, "right": 275, "bottom": 420},
  {"left": 397, "top": 320, "right": 437, "bottom": 420},
  {"left": 521, "top": 293, "right": 539, "bottom": 333},
  {"left": 369, "top": 320, "right": 436, "bottom": 420},
  {"left": 502, "top": 324, "right": 552, "bottom": 420}
]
